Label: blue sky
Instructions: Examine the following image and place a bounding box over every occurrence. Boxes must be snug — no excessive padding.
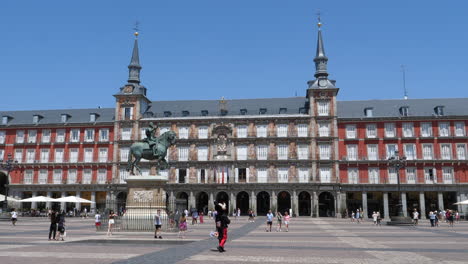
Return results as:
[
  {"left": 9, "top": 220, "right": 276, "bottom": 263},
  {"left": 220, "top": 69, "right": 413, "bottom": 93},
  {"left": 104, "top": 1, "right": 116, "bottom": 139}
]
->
[{"left": 1, "top": 1, "right": 467, "bottom": 111}]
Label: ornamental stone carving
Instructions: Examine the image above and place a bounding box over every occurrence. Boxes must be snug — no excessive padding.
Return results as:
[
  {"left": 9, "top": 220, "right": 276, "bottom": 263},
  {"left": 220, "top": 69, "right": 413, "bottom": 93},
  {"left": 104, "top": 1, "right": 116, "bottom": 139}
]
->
[{"left": 133, "top": 190, "right": 154, "bottom": 202}]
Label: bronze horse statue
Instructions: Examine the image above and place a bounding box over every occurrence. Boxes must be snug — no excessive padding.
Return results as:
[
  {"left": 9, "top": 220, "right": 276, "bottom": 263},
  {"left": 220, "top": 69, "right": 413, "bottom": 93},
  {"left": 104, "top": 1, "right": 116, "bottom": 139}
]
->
[{"left": 126, "top": 131, "right": 176, "bottom": 175}]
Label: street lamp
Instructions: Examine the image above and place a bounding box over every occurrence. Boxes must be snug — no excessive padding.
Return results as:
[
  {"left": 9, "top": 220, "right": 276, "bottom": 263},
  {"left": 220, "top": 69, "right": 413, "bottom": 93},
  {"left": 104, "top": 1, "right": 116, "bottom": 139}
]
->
[
  {"left": 0, "top": 153, "right": 19, "bottom": 218},
  {"left": 387, "top": 150, "right": 412, "bottom": 225}
]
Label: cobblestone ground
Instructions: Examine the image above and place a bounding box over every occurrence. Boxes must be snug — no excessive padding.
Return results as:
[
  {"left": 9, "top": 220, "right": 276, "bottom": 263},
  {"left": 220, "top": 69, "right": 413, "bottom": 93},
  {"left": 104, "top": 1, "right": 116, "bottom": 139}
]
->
[{"left": 1, "top": 216, "right": 468, "bottom": 264}]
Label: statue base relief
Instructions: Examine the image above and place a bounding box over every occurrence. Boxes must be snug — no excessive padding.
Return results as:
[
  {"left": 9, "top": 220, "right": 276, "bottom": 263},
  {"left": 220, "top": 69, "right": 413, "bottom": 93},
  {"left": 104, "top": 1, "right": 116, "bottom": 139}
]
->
[{"left": 122, "top": 175, "right": 168, "bottom": 231}]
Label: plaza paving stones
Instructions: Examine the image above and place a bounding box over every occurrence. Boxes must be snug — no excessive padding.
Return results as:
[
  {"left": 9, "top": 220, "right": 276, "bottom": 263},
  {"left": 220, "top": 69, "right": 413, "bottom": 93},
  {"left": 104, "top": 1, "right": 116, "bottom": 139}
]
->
[{"left": 1, "top": 217, "right": 468, "bottom": 264}]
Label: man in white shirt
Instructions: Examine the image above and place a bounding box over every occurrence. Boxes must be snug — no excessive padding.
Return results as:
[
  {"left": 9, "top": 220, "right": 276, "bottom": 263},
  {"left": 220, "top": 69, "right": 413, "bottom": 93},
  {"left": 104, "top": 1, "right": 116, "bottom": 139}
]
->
[
  {"left": 95, "top": 211, "right": 101, "bottom": 231},
  {"left": 154, "top": 209, "right": 163, "bottom": 239},
  {"left": 266, "top": 210, "right": 274, "bottom": 232},
  {"left": 11, "top": 208, "right": 18, "bottom": 226},
  {"left": 412, "top": 208, "right": 419, "bottom": 226}
]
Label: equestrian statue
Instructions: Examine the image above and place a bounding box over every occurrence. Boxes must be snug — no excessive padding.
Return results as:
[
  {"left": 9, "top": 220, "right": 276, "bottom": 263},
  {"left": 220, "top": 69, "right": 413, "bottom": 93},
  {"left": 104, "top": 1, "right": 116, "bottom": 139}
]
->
[{"left": 126, "top": 122, "right": 177, "bottom": 175}]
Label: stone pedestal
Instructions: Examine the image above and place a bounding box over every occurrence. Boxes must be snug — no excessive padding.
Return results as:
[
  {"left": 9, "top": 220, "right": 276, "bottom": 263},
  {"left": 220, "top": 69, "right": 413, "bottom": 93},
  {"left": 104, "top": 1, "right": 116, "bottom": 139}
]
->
[{"left": 123, "top": 175, "right": 168, "bottom": 231}]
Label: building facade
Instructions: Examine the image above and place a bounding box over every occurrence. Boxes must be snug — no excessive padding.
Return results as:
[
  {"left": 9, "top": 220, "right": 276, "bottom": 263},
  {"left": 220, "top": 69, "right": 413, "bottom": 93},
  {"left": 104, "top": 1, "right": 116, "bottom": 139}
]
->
[{"left": 2, "top": 24, "right": 468, "bottom": 218}]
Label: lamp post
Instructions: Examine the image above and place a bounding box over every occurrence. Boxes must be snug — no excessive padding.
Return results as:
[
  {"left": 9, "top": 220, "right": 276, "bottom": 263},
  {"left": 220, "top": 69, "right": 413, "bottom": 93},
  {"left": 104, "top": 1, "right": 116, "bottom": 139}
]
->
[
  {"left": 0, "top": 153, "right": 18, "bottom": 218},
  {"left": 387, "top": 150, "right": 412, "bottom": 225}
]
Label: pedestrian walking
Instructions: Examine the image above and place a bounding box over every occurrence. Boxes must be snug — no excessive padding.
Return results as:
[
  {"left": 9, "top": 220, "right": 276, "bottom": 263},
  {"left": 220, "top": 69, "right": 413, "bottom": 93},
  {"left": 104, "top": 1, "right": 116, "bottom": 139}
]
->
[
  {"left": 429, "top": 211, "right": 435, "bottom": 227},
  {"left": 57, "top": 211, "right": 66, "bottom": 241},
  {"left": 192, "top": 210, "right": 198, "bottom": 225},
  {"left": 455, "top": 210, "right": 460, "bottom": 223},
  {"left": 178, "top": 213, "right": 187, "bottom": 238},
  {"left": 154, "top": 209, "right": 163, "bottom": 239},
  {"left": 107, "top": 210, "right": 117, "bottom": 236},
  {"left": 95, "top": 211, "right": 102, "bottom": 231},
  {"left": 376, "top": 211, "right": 382, "bottom": 226},
  {"left": 199, "top": 212, "right": 204, "bottom": 224},
  {"left": 412, "top": 209, "right": 419, "bottom": 226},
  {"left": 355, "top": 209, "right": 361, "bottom": 223},
  {"left": 10, "top": 208, "right": 18, "bottom": 226},
  {"left": 215, "top": 202, "right": 230, "bottom": 253},
  {"left": 276, "top": 211, "right": 283, "bottom": 232},
  {"left": 174, "top": 210, "right": 180, "bottom": 230},
  {"left": 266, "top": 210, "right": 274, "bottom": 232},
  {"left": 48, "top": 210, "right": 58, "bottom": 240},
  {"left": 372, "top": 211, "right": 378, "bottom": 225},
  {"left": 447, "top": 210, "right": 454, "bottom": 228},
  {"left": 435, "top": 211, "right": 439, "bottom": 227},
  {"left": 248, "top": 210, "right": 254, "bottom": 222},
  {"left": 351, "top": 211, "right": 355, "bottom": 222},
  {"left": 237, "top": 208, "right": 241, "bottom": 218},
  {"left": 208, "top": 210, "right": 212, "bottom": 220},
  {"left": 283, "top": 211, "right": 290, "bottom": 232}
]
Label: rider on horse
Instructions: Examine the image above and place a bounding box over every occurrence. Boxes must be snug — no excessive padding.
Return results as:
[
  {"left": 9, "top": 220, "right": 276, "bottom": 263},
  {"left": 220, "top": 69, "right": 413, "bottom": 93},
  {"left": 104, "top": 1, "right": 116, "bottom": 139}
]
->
[{"left": 143, "top": 122, "right": 158, "bottom": 156}]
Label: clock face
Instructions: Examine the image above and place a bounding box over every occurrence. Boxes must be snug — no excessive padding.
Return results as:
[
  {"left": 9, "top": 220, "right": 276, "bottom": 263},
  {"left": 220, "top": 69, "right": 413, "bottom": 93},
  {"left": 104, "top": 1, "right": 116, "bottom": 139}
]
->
[{"left": 319, "top": 79, "right": 327, "bottom": 87}]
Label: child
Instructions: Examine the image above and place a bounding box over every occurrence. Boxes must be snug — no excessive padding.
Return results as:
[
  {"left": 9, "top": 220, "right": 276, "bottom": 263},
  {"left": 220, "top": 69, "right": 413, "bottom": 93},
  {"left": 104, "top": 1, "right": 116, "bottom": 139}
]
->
[{"left": 283, "top": 211, "right": 290, "bottom": 232}]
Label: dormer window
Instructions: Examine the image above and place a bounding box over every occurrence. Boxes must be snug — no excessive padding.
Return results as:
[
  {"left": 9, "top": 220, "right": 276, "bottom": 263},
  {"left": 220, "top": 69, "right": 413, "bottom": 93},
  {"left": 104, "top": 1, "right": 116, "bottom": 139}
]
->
[
  {"left": 182, "top": 111, "right": 190, "bottom": 117},
  {"left": 434, "top": 106, "right": 444, "bottom": 116},
  {"left": 279, "top": 108, "right": 287, "bottom": 114},
  {"left": 33, "top": 115, "right": 40, "bottom": 124},
  {"left": 89, "top": 113, "right": 98, "bottom": 122},
  {"left": 399, "top": 106, "right": 409, "bottom": 117},
  {"left": 201, "top": 110, "right": 208, "bottom": 116},
  {"left": 299, "top": 107, "right": 307, "bottom": 114},
  {"left": 240, "top": 109, "right": 247, "bottom": 115},
  {"left": 164, "top": 111, "right": 172, "bottom": 117},
  {"left": 364, "top": 108, "right": 373, "bottom": 117},
  {"left": 259, "top": 108, "right": 267, "bottom": 115},
  {"left": 2, "top": 116, "right": 9, "bottom": 125},
  {"left": 61, "top": 114, "right": 69, "bottom": 123},
  {"left": 220, "top": 109, "right": 228, "bottom": 116}
]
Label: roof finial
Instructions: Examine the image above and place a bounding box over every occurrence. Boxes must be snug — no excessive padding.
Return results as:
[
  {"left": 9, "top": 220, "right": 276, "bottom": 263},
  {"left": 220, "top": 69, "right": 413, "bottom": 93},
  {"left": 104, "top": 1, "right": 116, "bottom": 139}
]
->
[
  {"left": 133, "top": 21, "right": 140, "bottom": 38},
  {"left": 128, "top": 22, "right": 142, "bottom": 84},
  {"left": 316, "top": 10, "right": 322, "bottom": 30}
]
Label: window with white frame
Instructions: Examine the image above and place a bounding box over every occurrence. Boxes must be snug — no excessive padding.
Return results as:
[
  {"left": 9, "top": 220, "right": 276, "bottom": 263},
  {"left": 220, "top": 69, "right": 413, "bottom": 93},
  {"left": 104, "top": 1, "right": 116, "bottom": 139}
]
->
[
  {"left": 237, "top": 125, "right": 247, "bottom": 138},
  {"left": 67, "top": 169, "right": 77, "bottom": 184},
  {"left": 368, "top": 168, "right": 379, "bottom": 184},
  {"left": 319, "top": 167, "right": 331, "bottom": 183},
  {"left": 297, "top": 124, "right": 308, "bottom": 137},
  {"left": 297, "top": 144, "right": 309, "bottom": 160},
  {"left": 198, "top": 126, "right": 208, "bottom": 139},
  {"left": 319, "top": 144, "right": 331, "bottom": 160},
  {"left": 197, "top": 169, "right": 206, "bottom": 183},
  {"left": 420, "top": 122, "right": 433, "bottom": 137},
  {"left": 56, "top": 129, "right": 65, "bottom": 143},
  {"left": 99, "top": 148, "right": 108, "bottom": 162},
  {"left": 388, "top": 167, "right": 397, "bottom": 184},
  {"left": 366, "top": 124, "right": 377, "bottom": 138},
  {"left": 159, "top": 169, "right": 169, "bottom": 180},
  {"left": 440, "top": 144, "right": 452, "bottom": 160},
  {"left": 442, "top": 167, "right": 453, "bottom": 184},
  {"left": 257, "top": 145, "right": 268, "bottom": 160},
  {"left": 406, "top": 167, "right": 416, "bottom": 184},
  {"left": 14, "top": 149, "right": 22, "bottom": 163},
  {"left": 99, "top": 128, "right": 109, "bottom": 142},
  {"left": 159, "top": 127, "right": 170, "bottom": 136},
  {"left": 424, "top": 168, "right": 436, "bottom": 183},
  {"left": 41, "top": 129, "right": 51, "bottom": 143},
  {"left": 276, "top": 124, "right": 288, "bottom": 137},
  {"left": 367, "top": 144, "right": 378, "bottom": 160},
  {"left": 456, "top": 144, "right": 466, "bottom": 160},
  {"left": 178, "top": 146, "right": 189, "bottom": 161},
  {"left": 178, "top": 127, "right": 189, "bottom": 139},
  {"left": 277, "top": 144, "right": 288, "bottom": 160},
  {"left": 40, "top": 149, "right": 49, "bottom": 163},
  {"left": 27, "top": 130, "right": 37, "bottom": 143},
  {"left": 439, "top": 122, "right": 450, "bottom": 137},
  {"left": 70, "top": 129, "right": 80, "bottom": 142},
  {"left": 422, "top": 144, "right": 433, "bottom": 160},
  {"left": 84, "top": 148, "right": 93, "bottom": 162},
  {"left": 97, "top": 169, "right": 107, "bottom": 184},
  {"left": 298, "top": 168, "right": 309, "bottom": 183},
  {"left": 257, "top": 168, "right": 268, "bottom": 183},
  {"left": 318, "top": 122, "right": 330, "bottom": 137},
  {"left": 84, "top": 129, "right": 94, "bottom": 142},
  {"left": 404, "top": 144, "right": 416, "bottom": 160},
  {"left": 83, "top": 169, "right": 92, "bottom": 184},
  {"left": 346, "top": 144, "right": 357, "bottom": 161},
  {"left": 402, "top": 122, "right": 414, "bottom": 137},
  {"left": 39, "top": 169, "right": 48, "bottom": 184},
  {"left": 256, "top": 125, "right": 267, "bottom": 137},
  {"left": 197, "top": 146, "right": 208, "bottom": 161},
  {"left": 69, "top": 148, "right": 78, "bottom": 162},
  {"left": 348, "top": 168, "right": 359, "bottom": 184},
  {"left": 454, "top": 122, "right": 466, "bottom": 137},
  {"left": 16, "top": 130, "right": 25, "bottom": 143},
  {"left": 346, "top": 125, "right": 356, "bottom": 139},
  {"left": 123, "top": 107, "right": 133, "bottom": 120},
  {"left": 26, "top": 149, "right": 35, "bottom": 163},
  {"left": 121, "top": 127, "right": 132, "bottom": 140},
  {"left": 277, "top": 168, "right": 289, "bottom": 183},
  {"left": 55, "top": 148, "right": 64, "bottom": 163},
  {"left": 0, "top": 131, "right": 5, "bottom": 144},
  {"left": 140, "top": 127, "right": 147, "bottom": 140},
  {"left": 386, "top": 144, "right": 397, "bottom": 159},
  {"left": 53, "top": 169, "right": 62, "bottom": 184},
  {"left": 24, "top": 170, "right": 33, "bottom": 184},
  {"left": 384, "top": 123, "right": 396, "bottom": 138},
  {"left": 120, "top": 147, "right": 129, "bottom": 161},
  {"left": 317, "top": 101, "right": 330, "bottom": 116},
  {"left": 2, "top": 116, "right": 8, "bottom": 125},
  {"left": 119, "top": 168, "right": 129, "bottom": 184},
  {"left": 177, "top": 169, "right": 187, "bottom": 183}
]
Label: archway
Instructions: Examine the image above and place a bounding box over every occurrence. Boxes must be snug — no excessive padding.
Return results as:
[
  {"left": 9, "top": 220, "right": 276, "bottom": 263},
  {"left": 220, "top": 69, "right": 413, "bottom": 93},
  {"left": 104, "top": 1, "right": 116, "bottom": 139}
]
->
[
  {"left": 256, "top": 191, "right": 270, "bottom": 215},
  {"left": 216, "top": 191, "right": 229, "bottom": 212},
  {"left": 236, "top": 191, "right": 249, "bottom": 215},
  {"left": 0, "top": 172, "right": 7, "bottom": 210},
  {"left": 116, "top": 192, "right": 127, "bottom": 216},
  {"left": 176, "top": 192, "right": 188, "bottom": 214},
  {"left": 277, "top": 191, "right": 291, "bottom": 215},
  {"left": 318, "top": 192, "right": 335, "bottom": 217},
  {"left": 196, "top": 192, "right": 209, "bottom": 214},
  {"left": 298, "top": 191, "right": 311, "bottom": 216}
]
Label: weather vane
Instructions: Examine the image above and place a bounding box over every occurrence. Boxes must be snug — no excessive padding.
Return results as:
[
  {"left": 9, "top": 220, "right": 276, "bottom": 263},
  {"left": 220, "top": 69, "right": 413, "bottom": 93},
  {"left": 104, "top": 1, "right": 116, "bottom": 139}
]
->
[
  {"left": 316, "top": 10, "right": 322, "bottom": 29},
  {"left": 133, "top": 21, "right": 140, "bottom": 38}
]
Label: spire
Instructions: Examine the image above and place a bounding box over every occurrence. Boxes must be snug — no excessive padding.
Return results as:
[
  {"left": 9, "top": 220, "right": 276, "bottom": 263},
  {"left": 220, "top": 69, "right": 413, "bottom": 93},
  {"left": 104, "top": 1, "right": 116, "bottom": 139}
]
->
[
  {"left": 314, "top": 15, "right": 328, "bottom": 78},
  {"left": 128, "top": 24, "right": 142, "bottom": 84}
]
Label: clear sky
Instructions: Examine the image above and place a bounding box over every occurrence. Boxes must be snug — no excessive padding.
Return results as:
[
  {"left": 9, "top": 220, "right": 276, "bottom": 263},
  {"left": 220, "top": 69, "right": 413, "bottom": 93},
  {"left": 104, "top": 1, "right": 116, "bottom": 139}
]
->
[{"left": 1, "top": 0, "right": 467, "bottom": 111}]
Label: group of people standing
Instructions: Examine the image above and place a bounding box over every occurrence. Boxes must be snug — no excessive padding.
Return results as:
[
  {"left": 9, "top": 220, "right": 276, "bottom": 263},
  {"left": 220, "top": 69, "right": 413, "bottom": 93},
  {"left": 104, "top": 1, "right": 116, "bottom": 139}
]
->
[
  {"left": 428, "top": 209, "right": 459, "bottom": 227},
  {"left": 265, "top": 210, "right": 290, "bottom": 232},
  {"left": 48, "top": 210, "right": 66, "bottom": 241}
]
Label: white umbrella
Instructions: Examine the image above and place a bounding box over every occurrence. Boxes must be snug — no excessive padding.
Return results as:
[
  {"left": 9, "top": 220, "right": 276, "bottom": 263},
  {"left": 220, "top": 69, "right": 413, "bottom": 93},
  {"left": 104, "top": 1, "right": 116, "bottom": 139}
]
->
[
  {"left": 0, "top": 194, "right": 20, "bottom": 202},
  {"left": 19, "top": 196, "right": 56, "bottom": 202},
  {"left": 454, "top": 200, "right": 468, "bottom": 205},
  {"left": 53, "top": 196, "right": 94, "bottom": 203}
]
